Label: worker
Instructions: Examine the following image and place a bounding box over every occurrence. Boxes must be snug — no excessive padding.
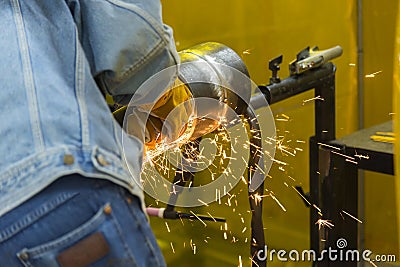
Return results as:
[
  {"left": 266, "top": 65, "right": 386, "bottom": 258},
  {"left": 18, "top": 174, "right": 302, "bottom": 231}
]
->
[{"left": 0, "top": 0, "right": 182, "bottom": 266}]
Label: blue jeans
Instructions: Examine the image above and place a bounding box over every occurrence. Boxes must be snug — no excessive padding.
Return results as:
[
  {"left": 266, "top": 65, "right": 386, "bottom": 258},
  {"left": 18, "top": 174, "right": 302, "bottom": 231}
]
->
[{"left": 0, "top": 174, "right": 166, "bottom": 267}]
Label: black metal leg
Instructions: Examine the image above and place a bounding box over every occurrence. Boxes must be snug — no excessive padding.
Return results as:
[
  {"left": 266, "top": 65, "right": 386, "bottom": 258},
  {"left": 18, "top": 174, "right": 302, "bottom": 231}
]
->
[
  {"left": 319, "top": 143, "right": 358, "bottom": 267},
  {"left": 310, "top": 136, "right": 321, "bottom": 267},
  {"left": 245, "top": 108, "right": 267, "bottom": 267}
]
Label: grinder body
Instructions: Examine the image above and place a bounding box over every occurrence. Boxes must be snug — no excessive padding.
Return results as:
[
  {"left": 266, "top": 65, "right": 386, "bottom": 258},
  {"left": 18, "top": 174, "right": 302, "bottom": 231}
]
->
[{"left": 114, "top": 42, "right": 251, "bottom": 149}]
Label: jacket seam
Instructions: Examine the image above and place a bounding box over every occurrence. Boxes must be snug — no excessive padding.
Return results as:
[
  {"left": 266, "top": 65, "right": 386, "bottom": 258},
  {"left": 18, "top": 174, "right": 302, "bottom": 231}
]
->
[
  {"left": 10, "top": 0, "right": 44, "bottom": 151},
  {"left": 0, "top": 148, "right": 144, "bottom": 218},
  {"left": 74, "top": 27, "right": 90, "bottom": 147}
]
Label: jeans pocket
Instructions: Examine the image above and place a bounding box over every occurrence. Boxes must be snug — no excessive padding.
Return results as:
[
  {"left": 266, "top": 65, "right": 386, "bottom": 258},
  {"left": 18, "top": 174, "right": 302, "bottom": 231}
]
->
[{"left": 16, "top": 203, "right": 137, "bottom": 267}]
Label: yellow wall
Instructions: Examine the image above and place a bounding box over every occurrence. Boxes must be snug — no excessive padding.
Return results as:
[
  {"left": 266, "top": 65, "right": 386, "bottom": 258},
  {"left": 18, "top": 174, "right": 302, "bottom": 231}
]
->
[
  {"left": 146, "top": 1, "right": 398, "bottom": 266},
  {"left": 394, "top": 0, "right": 400, "bottom": 259},
  {"left": 363, "top": 0, "right": 399, "bottom": 259}
]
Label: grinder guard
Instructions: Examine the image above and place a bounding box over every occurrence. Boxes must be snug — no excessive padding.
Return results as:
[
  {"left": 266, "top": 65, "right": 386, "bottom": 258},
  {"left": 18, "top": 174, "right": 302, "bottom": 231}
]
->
[{"left": 178, "top": 42, "right": 251, "bottom": 140}]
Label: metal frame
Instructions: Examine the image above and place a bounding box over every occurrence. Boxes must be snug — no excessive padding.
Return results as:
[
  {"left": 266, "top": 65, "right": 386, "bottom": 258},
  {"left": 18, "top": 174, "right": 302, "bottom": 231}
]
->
[
  {"left": 158, "top": 48, "right": 351, "bottom": 267},
  {"left": 253, "top": 60, "right": 352, "bottom": 266}
]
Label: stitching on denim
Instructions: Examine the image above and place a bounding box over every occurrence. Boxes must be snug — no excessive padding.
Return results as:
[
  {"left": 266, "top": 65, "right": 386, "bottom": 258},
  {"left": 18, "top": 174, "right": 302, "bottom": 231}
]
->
[
  {"left": 16, "top": 251, "right": 32, "bottom": 267},
  {"left": 10, "top": 0, "right": 44, "bottom": 151},
  {"left": 74, "top": 27, "right": 90, "bottom": 148},
  {"left": 0, "top": 153, "right": 141, "bottom": 221},
  {"left": 111, "top": 121, "right": 137, "bottom": 185},
  {"left": 0, "top": 192, "right": 79, "bottom": 243},
  {"left": 108, "top": 205, "right": 138, "bottom": 266},
  {"left": 112, "top": 119, "right": 124, "bottom": 159},
  {"left": 0, "top": 145, "right": 128, "bottom": 195},
  {"left": 113, "top": 130, "right": 141, "bottom": 187},
  {"left": 20, "top": 203, "right": 109, "bottom": 257},
  {"left": 0, "top": 146, "right": 82, "bottom": 183},
  {"left": 122, "top": 189, "right": 163, "bottom": 266},
  {"left": 91, "top": 147, "right": 129, "bottom": 182}
]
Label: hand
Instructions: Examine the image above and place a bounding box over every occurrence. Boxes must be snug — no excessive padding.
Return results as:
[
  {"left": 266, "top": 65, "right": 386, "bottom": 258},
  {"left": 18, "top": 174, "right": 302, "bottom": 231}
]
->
[{"left": 142, "top": 79, "right": 196, "bottom": 152}]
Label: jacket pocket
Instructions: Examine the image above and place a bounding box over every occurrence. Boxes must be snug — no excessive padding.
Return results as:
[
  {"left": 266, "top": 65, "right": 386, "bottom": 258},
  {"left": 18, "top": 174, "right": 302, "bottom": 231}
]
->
[{"left": 17, "top": 203, "right": 137, "bottom": 267}]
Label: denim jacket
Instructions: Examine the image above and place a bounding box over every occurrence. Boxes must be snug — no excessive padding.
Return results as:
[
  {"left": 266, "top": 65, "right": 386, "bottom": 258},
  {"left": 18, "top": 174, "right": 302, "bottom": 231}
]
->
[{"left": 0, "top": 0, "right": 179, "bottom": 217}]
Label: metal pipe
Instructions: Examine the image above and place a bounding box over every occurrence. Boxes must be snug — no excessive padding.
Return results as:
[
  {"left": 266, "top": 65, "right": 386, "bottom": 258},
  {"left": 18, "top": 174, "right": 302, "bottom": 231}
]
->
[
  {"left": 357, "top": 0, "right": 364, "bottom": 130},
  {"left": 258, "top": 63, "right": 335, "bottom": 105},
  {"left": 251, "top": 62, "right": 335, "bottom": 106},
  {"left": 357, "top": 1, "right": 365, "bottom": 265}
]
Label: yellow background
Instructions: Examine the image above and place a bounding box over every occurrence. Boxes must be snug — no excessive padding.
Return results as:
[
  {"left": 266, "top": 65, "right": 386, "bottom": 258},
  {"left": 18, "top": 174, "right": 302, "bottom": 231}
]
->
[{"left": 146, "top": 1, "right": 399, "bottom": 266}]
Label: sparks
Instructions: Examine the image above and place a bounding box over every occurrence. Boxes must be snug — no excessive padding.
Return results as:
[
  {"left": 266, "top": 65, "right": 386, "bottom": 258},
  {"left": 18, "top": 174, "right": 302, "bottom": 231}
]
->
[
  {"left": 252, "top": 193, "right": 265, "bottom": 205},
  {"left": 331, "top": 150, "right": 356, "bottom": 161},
  {"left": 292, "top": 186, "right": 312, "bottom": 207},
  {"left": 242, "top": 48, "right": 253, "bottom": 55},
  {"left": 190, "top": 239, "right": 197, "bottom": 255},
  {"left": 354, "top": 152, "right": 369, "bottom": 160},
  {"left": 190, "top": 210, "right": 207, "bottom": 227},
  {"left": 341, "top": 210, "right": 363, "bottom": 223},
  {"left": 365, "top": 70, "right": 382, "bottom": 78},
  {"left": 345, "top": 158, "right": 359, "bottom": 165},
  {"left": 302, "top": 95, "right": 325, "bottom": 105},
  {"left": 165, "top": 222, "right": 171, "bottom": 233},
  {"left": 271, "top": 158, "right": 288, "bottom": 166},
  {"left": 249, "top": 257, "right": 260, "bottom": 267},
  {"left": 268, "top": 192, "right": 287, "bottom": 212},
  {"left": 276, "top": 118, "right": 289, "bottom": 122},
  {"left": 317, "top": 142, "right": 341, "bottom": 151},
  {"left": 206, "top": 212, "right": 217, "bottom": 222},
  {"left": 313, "top": 204, "right": 322, "bottom": 213},
  {"left": 315, "top": 219, "right": 334, "bottom": 230},
  {"left": 198, "top": 198, "right": 209, "bottom": 206}
]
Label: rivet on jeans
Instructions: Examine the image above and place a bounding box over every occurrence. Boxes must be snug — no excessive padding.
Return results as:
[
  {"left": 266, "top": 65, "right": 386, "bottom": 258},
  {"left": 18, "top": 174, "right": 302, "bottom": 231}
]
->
[
  {"left": 17, "top": 251, "right": 29, "bottom": 261},
  {"left": 103, "top": 204, "right": 112, "bottom": 215}
]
